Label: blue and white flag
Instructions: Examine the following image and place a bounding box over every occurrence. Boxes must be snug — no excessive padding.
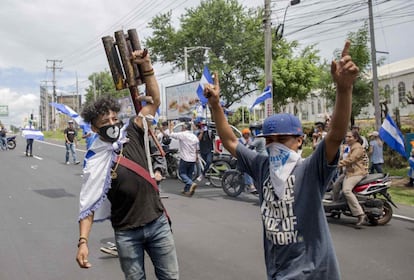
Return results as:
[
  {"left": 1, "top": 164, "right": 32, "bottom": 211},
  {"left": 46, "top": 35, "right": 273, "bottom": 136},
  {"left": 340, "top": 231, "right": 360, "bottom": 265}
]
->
[
  {"left": 379, "top": 114, "right": 407, "bottom": 158},
  {"left": 250, "top": 85, "right": 272, "bottom": 111},
  {"left": 50, "top": 102, "right": 83, "bottom": 125},
  {"left": 153, "top": 108, "right": 160, "bottom": 125},
  {"left": 196, "top": 65, "right": 213, "bottom": 106},
  {"left": 22, "top": 129, "right": 44, "bottom": 140}
]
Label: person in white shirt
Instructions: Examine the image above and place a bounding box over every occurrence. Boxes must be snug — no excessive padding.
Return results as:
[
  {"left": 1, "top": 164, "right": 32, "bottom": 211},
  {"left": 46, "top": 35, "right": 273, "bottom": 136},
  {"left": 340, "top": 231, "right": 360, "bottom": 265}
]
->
[{"left": 169, "top": 122, "right": 199, "bottom": 196}]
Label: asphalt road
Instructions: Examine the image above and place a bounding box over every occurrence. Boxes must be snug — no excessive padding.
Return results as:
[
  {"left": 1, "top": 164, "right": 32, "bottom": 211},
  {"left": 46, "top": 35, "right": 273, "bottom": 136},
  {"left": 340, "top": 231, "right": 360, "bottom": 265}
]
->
[{"left": 0, "top": 137, "right": 413, "bottom": 280}]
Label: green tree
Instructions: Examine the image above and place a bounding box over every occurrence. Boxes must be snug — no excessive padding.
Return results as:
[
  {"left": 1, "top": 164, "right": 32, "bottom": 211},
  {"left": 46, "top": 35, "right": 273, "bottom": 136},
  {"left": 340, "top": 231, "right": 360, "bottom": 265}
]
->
[
  {"left": 84, "top": 71, "right": 129, "bottom": 103},
  {"left": 320, "top": 24, "right": 372, "bottom": 126},
  {"left": 271, "top": 40, "right": 321, "bottom": 112},
  {"left": 228, "top": 106, "right": 250, "bottom": 126},
  {"left": 146, "top": 0, "right": 264, "bottom": 108}
]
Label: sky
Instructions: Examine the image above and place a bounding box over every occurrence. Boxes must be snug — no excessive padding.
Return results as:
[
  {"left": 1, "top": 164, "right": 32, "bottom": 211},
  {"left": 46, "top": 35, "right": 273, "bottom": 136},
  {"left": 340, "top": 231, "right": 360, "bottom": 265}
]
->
[{"left": 0, "top": 0, "right": 413, "bottom": 127}]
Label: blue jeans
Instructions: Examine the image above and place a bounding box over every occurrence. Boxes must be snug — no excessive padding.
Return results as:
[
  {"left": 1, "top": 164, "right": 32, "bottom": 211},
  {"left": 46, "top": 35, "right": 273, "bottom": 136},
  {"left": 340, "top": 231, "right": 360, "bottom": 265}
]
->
[
  {"left": 244, "top": 173, "right": 253, "bottom": 185},
  {"left": 65, "top": 142, "right": 77, "bottom": 162},
  {"left": 200, "top": 152, "right": 212, "bottom": 176},
  {"left": 179, "top": 159, "right": 195, "bottom": 192},
  {"left": 0, "top": 137, "right": 6, "bottom": 150},
  {"left": 114, "top": 214, "right": 179, "bottom": 280}
]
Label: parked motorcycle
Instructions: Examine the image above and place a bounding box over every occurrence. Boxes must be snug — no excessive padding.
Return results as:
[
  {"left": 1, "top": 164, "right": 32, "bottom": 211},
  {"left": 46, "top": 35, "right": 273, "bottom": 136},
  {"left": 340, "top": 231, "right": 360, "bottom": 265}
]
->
[
  {"left": 323, "top": 173, "right": 396, "bottom": 225},
  {"left": 7, "top": 136, "right": 16, "bottom": 150},
  {"left": 221, "top": 169, "right": 258, "bottom": 197}
]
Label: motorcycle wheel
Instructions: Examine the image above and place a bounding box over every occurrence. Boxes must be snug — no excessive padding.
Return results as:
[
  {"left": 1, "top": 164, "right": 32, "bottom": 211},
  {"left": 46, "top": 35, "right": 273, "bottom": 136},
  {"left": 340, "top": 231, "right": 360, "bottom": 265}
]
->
[
  {"left": 222, "top": 170, "right": 244, "bottom": 197},
  {"left": 207, "top": 160, "right": 231, "bottom": 188},
  {"left": 367, "top": 201, "right": 393, "bottom": 226},
  {"left": 7, "top": 140, "right": 16, "bottom": 150},
  {"left": 167, "top": 158, "right": 178, "bottom": 178}
]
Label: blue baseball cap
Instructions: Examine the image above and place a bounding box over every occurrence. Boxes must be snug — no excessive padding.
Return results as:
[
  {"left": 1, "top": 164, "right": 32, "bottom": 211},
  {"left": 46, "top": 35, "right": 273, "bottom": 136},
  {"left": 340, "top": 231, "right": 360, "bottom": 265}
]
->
[{"left": 258, "top": 113, "right": 303, "bottom": 137}]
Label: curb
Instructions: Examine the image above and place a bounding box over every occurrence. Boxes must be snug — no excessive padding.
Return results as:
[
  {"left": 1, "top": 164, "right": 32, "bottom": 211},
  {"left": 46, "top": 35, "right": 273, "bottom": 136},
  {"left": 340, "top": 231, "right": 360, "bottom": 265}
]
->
[{"left": 393, "top": 214, "right": 414, "bottom": 223}]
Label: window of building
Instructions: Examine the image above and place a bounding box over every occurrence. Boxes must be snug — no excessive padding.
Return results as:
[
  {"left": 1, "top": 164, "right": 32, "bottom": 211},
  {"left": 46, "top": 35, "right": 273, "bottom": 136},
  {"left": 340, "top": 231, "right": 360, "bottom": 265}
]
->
[
  {"left": 398, "top": 82, "right": 406, "bottom": 103},
  {"left": 317, "top": 100, "right": 322, "bottom": 114},
  {"left": 311, "top": 101, "right": 315, "bottom": 115}
]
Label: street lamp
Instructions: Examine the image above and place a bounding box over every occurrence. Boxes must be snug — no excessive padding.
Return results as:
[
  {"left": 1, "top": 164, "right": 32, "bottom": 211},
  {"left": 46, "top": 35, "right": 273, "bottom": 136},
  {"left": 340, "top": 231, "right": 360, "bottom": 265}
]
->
[
  {"left": 184, "top": 46, "right": 210, "bottom": 82},
  {"left": 276, "top": 0, "right": 300, "bottom": 40}
]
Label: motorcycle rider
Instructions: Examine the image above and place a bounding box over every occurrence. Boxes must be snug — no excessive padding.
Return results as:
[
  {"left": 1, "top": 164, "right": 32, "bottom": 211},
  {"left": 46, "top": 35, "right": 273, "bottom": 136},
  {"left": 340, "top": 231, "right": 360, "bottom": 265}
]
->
[
  {"left": 0, "top": 125, "right": 7, "bottom": 150},
  {"left": 195, "top": 117, "right": 215, "bottom": 184},
  {"left": 336, "top": 130, "right": 369, "bottom": 225},
  {"left": 249, "top": 122, "right": 267, "bottom": 156}
]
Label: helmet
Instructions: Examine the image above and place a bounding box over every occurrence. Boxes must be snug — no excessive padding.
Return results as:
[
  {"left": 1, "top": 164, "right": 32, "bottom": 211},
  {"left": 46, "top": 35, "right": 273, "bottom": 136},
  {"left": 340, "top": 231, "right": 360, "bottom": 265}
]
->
[
  {"left": 249, "top": 122, "right": 262, "bottom": 136},
  {"left": 258, "top": 113, "right": 303, "bottom": 137},
  {"left": 241, "top": 128, "right": 250, "bottom": 135},
  {"left": 194, "top": 117, "right": 206, "bottom": 126}
]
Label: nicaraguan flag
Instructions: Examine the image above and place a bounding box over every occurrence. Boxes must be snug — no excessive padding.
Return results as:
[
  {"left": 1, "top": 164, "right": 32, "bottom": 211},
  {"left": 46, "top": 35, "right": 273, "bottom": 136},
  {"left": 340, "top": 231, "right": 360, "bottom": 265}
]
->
[
  {"left": 379, "top": 114, "right": 407, "bottom": 158},
  {"left": 196, "top": 65, "right": 213, "bottom": 106},
  {"left": 50, "top": 102, "right": 83, "bottom": 124},
  {"left": 250, "top": 85, "right": 272, "bottom": 111},
  {"left": 22, "top": 129, "right": 44, "bottom": 140}
]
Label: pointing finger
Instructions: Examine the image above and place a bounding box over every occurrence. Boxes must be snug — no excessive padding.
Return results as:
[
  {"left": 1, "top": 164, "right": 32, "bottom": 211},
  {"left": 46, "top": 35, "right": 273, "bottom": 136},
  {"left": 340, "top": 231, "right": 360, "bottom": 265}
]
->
[
  {"left": 213, "top": 71, "right": 219, "bottom": 87},
  {"left": 341, "top": 40, "right": 351, "bottom": 58}
]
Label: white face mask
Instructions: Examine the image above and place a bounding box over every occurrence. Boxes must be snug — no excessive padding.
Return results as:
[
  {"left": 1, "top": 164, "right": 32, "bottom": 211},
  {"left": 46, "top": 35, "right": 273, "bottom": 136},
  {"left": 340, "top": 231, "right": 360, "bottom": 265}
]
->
[{"left": 267, "top": 142, "right": 302, "bottom": 200}]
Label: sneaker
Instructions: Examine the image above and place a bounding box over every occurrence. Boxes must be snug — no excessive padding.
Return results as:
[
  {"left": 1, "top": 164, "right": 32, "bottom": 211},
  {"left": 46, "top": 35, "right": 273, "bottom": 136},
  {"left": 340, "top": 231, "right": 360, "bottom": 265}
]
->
[
  {"left": 189, "top": 183, "right": 197, "bottom": 195},
  {"left": 74, "top": 161, "right": 81, "bottom": 165},
  {"left": 355, "top": 214, "right": 366, "bottom": 226},
  {"left": 66, "top": 161, "right": 70, "bottom": 165},
  {"left": 204, "top": 181, "right": 211, "bottom": 186},
  {"left": 100, "top": 245, "right": 118, "bottom": 256},
  {"left": 196, "top": 175, "right": 204, "bottom": 182}
]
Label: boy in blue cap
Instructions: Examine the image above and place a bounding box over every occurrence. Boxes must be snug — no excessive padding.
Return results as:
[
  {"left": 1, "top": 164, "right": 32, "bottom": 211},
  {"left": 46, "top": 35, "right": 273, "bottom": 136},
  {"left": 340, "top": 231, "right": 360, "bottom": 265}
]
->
[{"left": 204, "top": 41, "right": 359, "bottom": 279}]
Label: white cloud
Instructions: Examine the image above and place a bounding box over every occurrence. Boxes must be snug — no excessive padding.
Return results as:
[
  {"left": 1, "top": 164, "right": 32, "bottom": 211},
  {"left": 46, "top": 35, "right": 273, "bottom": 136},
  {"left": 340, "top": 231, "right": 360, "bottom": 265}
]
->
[{"left": 0, "top": 88, "right": 39, "bottom": 128}]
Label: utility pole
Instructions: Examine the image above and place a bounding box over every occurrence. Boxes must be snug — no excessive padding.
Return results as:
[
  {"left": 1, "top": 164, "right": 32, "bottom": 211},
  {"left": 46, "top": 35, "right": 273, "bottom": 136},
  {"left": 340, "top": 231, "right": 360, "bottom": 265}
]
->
[
  {"left": 264, "top": 0, "right": 273, "bottom": 118},
  {"left": 46, "top": 59, "right": 63, "bottom": 130},
  {"left": 368, "top": 0, "right": 381, "bottom": 130}
]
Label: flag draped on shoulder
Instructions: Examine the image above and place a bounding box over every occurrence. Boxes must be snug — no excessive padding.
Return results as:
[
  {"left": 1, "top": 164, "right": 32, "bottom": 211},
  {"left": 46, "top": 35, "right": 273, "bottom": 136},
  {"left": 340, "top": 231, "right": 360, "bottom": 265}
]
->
[
  {"left": 250, "top": 85, "right": 272, "bottom": 112},
  {"left": 379, "top": 114, "right": 407, "bottom": 158},
  {"left": 196, "top": 65, "right": 213, "bottom": 106}
]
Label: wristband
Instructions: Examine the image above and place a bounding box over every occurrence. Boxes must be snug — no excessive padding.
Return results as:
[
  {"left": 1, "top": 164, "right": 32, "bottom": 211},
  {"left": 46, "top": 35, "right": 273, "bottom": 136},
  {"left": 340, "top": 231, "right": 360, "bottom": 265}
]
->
[
  {"left": 77, "top": 240, "right": 87, "bottom": 248},
  {"left": 79, "top": 236, "right": 88, "bottom": 242},
  {"left": 143, "top": 68, "right": 155, "bottom": 77}
]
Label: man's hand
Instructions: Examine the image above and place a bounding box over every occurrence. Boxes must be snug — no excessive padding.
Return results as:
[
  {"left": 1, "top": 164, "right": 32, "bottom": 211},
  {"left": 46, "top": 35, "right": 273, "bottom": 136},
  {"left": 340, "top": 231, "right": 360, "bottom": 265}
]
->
[
  {"left": 131, "top": 49, "right": 152, "bottom": 70},
  {"left": 76, "top": 243, "right": 92, "bottom": 269},
  {"left": 330, "top": 40, "right": 359, "bottom": 89},
  {"left": 204, "top": 72, "right": 221, "bottom": 106}
]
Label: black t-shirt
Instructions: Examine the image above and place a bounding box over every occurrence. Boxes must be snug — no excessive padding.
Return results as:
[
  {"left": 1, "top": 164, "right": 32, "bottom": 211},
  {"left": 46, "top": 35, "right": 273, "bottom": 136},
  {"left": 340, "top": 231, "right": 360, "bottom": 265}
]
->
[
  {"left": 108, "top": 118, "right": 164, "bottom": 230},
  {"left": 198, "top": 129, "right": 214, "bottom": 154},
  {"left": 64, "top": 127, "right": 77, "bottom": 143}
]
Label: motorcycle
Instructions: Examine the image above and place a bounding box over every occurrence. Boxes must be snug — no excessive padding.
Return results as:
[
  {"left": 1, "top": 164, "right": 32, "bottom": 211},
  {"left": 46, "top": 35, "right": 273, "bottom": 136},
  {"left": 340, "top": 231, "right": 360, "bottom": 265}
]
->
[
  {"left": 221, "top": 169, "right": 258, "bottom": 197},
  {"left": 323, "top": 173, "right": 396, "bottom": 225},
  {"left": 6, "top": 136, "right": 16, "bottom": 150},
  {"left": 165, "top": 148, "right": 179, "bottom": 178}
]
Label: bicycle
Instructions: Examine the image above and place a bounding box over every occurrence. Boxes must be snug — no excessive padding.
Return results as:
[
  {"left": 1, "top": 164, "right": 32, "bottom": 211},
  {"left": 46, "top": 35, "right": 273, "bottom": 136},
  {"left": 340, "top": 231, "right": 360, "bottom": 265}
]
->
[{"left": 177, "top": 152, "right": 235, "bottom": 187}]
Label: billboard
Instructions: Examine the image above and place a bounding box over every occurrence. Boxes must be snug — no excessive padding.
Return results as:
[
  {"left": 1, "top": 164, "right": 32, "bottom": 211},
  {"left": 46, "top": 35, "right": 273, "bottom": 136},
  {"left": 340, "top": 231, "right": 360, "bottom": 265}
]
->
[
  {"left": 165, "top": 81, "right": 199, "bottom": 120},
  {"left": 0, "top": 105, "right": 8, "bottom": 117}
]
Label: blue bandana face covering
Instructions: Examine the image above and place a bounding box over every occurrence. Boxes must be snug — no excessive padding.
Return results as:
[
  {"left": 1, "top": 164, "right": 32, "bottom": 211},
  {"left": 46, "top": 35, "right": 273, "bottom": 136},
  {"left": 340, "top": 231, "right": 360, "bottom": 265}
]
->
[{"left": 98, "top": 123, "right": 122, "bottom": 143}]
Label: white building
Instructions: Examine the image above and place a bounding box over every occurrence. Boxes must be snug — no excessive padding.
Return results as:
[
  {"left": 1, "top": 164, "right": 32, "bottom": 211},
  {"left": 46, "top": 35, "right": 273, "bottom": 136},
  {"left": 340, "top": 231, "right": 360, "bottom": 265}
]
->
[
  {"left": 281, "top": 57, "right": 414, "bottom": 123},
  {"left": 361, "top": 57, "right": 414, "bottom": 118}
]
